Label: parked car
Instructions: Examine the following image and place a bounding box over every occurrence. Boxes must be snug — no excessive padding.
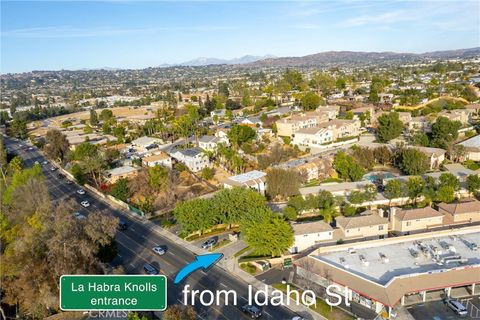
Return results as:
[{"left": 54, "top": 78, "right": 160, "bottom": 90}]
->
[
  {"left": 80, "top": 201, "right": 90, "bottom": 208},
  {"left": 257, "top": 260, "right": 271, "bottom": 271},
  {"left": 42, "top": 160, "right": 48, "bottom": 165},
  {"left": 50, "top": 167, "right": 57, "bottom": 171},
  {"left": 118, "top": 220, "right": 128, "bottom": 231},
  {"left": 66, "top": 180, "right": 73, "bottom": 185},
  {"left": 241, "top": 305, "right": 262, "bottom": 318},
  {"left": 143, "top": 263, "right": 159, "bottom": 275},
  {"left": 444, "top": 298, "right": 467, "bottom": 317},
  {"left": 466, "top": 241, "right": 478, "bottom": 251},
  {"left": 76, "top": 189, "right": 86, "bottom": 195},
  {"left": 201, "top": 238, "right": 217, "bottom": 249},
  {"left": 34, "top": 161, "right": 39, "bottom": 165},
  {"left": 152, "top": 246, "right": 166, "bottom": 255},
  {"left": 73, "top": 212, "right": 86, "bottom": 220}
]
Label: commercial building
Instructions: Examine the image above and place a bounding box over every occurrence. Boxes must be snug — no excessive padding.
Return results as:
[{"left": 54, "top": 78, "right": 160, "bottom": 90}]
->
[{"left": 296, "top": 227, "right": 480, "bottom": 319}]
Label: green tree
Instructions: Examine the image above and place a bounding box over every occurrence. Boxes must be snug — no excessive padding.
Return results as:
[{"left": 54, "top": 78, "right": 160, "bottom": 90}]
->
[
  {"left": 376, "top": 112, "right": 403, "bottom": 142},
  {"left": 81, "top": 153, "right": 106, "bottom": 187},
  {"left": 282, "top": 206, "right": 297, "bottom": 221},
  {"left": 342, "top": 203, "right": 357, "bottom": 216},
  {"left": 99, "top": 109, "right": 114, "bottom": 121},
  {"left": 430, "top": 117, "right": 462, "bottom": 149},
  {"left": 310, "top": 71, "right": 335, "bottom": 95},
  {"left": 173, "top": 198, "right": 218, "bottom": 234},
  {"left": 73, "top": 142, "right": 98, "bottom": 161},
  {"left": 406, "top": 177, "right": 424, "bottom": 204},
  {"left": 90, "top": 109, "right": 99, "bottom": 126},
  {"left": 436, "top": 185, "right": 455, "bottom": 203},
  {"left": 200, "top": 167, "right": 214, "bottom": 180},
  {"left": 466, "top": 174, "right": 480, "bottom": 194},
  {"left": 412, "top": 132, "right": 430, "bottom": 147},
  {"left": 110, "top": 178, "right": 129, "bottom": 202},
  {"left": 0, "top": 111, "right": 10, "bottom": 125},
  {"left": 10, "top": 118, "right": 28, "bottom": 139},
  {"left": 399, "top": 148, "right": 429, "bottom": 175},
  {"left": 148, "top": 165, "right": 169, "bottom": 190},
  {"left": 333, "top": 151, "right": 365, "bottom": 181},
  {"left": 45, "top": 129, "right": 70, "bottom": 161},
  {"left": 384, "top": 179, "right": 403, "bottom": 202},
  {"left": 7, "top": 155, "right": 23, "bottom": 174},
  {"left": 439, "top": 172, "right": 459, "bottom": 190},
  {"left": 300, "top": 92, "right": 321, "bottom": 111},
  {"left": 212, "top": 187, "right": 267, "bottom": 226},
  {"left": 227, "top": 124, "right": 256, "bottom": 148},
  {"left": 242, "top": 215, "right": 293, "bottom": 257},
  {"left": 71, "top": 163, "right": 86, "bottom": 184}
]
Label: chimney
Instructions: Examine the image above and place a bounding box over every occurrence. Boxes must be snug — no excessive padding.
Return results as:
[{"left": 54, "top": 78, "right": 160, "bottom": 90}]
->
[{"left": 389, "top": 207, "right": 397, "bottom": 231}]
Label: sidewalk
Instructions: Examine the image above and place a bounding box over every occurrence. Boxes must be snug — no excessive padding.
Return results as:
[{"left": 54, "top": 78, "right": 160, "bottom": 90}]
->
[
  {"left": 127, "top": 210, "right": 325, "bottom": 319},
  {"left": 83, "top": 183, "right": 324, "bottom": 319}
]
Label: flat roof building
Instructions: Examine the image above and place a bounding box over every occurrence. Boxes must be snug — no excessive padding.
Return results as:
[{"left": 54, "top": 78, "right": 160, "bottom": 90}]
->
[
  {"left": 223, "top": 170, "right": 267, "bottom": 195},
  {"left": 296, "top": 227, "right": 480, "bottom": 318}
]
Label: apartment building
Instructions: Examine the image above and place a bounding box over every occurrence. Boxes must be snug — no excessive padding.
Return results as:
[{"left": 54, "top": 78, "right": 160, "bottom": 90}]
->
[
  {"left": 389, "top": 207, "right": 444, "bottom": 235},
  {"left": 292, "top": 127, "right": 333, "bottom": 147},
  {"left": 289, "top": 221, "right": 334, "bottom": 253},
  {"left": 335, "top": 214, "right": 389, "bottom": 240},
  {"left": 317, "top": 119, "right": 361, "bottom": 140},
  {"left": 437, "top": 199, "right": 480, "bottom": 225},
  {"left": 276, "top": 112, "right": 329, "bottom": 137}
]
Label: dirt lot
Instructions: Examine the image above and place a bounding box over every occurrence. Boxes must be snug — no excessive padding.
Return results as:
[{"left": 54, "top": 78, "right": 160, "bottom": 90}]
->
[{"left": 30, "top": 106, "right": 160, "bottom": 136}]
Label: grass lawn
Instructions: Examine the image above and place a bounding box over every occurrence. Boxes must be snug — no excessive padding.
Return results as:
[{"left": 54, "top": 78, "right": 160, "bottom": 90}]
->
[
  {"left": 272, "top": 283, "right": 354, "bottom": 320},
  {"left": 210, "top": 239, "right": 231, "bottom": 251},
  {"left": 234, "top": 245, "right": 251, "bottom": 258},
  {"left": 239, "top": 262, "right": 257, "bottom": 275}
]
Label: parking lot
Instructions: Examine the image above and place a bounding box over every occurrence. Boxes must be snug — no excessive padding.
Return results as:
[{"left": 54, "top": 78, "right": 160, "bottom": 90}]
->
[{"left": 407, "top": 296, "right": 480, "bottom": 320}]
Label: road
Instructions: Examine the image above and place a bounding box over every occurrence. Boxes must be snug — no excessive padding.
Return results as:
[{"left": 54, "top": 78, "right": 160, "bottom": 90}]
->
[{"left": 4, "top": 137, "right": 301, "bottom": 320}]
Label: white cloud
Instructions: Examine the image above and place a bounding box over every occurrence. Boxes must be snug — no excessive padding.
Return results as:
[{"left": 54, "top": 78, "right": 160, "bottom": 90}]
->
[{"left": 1, "top": 25, "right": 235, "bottom": 38}]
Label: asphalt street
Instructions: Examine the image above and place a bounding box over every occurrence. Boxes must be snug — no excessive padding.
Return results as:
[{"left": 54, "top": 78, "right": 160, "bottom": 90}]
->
[{"left": 4, "top": 137, "right": 302, "bottom": 320}]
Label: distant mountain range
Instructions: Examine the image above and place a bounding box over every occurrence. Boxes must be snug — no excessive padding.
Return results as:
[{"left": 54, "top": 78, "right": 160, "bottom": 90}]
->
[
  {"left": 160, "top": 48, "right": 480, "bottom": 69},
  {"left": 160, "top": 55, "right": 275, "bottom": 67},
  {"left": 244, "top": 48, "right": 480, "bottom": 68}
]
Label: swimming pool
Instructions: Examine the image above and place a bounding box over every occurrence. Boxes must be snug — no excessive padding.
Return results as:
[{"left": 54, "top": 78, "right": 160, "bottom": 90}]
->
[{"left": 363, "top": 171, "right": 394, "bottom": 182}]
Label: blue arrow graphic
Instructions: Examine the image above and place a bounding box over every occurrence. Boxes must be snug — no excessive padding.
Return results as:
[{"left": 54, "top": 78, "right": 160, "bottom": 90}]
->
[{"left": 174, "top": 253, "right": 223, "bottom": 284}]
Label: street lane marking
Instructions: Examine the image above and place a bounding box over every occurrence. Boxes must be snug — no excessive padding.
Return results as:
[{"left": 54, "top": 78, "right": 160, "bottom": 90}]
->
[{"left": 220, "top": 282, "right": 227, "bottom": 288}]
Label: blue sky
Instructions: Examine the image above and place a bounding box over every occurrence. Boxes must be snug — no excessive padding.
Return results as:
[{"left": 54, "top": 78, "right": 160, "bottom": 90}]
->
[{"left": 1, "top": 1, "right": 479, "bottom": 73}]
